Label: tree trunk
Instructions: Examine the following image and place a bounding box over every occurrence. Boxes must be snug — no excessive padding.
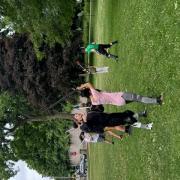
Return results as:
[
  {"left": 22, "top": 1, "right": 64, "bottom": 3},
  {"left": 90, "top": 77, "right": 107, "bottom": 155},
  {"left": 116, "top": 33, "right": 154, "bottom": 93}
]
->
[
  {"left": 2, "top": 112, "right": 74, "bottom": 137},
  {"left": 26, "top": 112, "right": 74, "bottom": 123}
]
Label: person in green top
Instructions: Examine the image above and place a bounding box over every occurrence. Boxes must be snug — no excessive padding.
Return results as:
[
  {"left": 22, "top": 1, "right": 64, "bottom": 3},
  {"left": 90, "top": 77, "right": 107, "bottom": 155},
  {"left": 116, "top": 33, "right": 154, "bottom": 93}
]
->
[
  {"left": 85, "top": 43, "right": 99, "bottom": 53},
  {"left": 82, "top": 41, "right": 119, "bottom": 60}
]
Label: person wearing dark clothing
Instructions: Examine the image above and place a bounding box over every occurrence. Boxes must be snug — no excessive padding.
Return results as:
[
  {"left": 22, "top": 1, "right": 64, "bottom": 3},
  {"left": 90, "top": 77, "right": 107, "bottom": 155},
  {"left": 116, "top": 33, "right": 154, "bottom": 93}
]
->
[
  {"left": 82, "top": 111, "right": 137, "bottom": 133},
  {"left": 82, "top": 41, "right": 119, "bottom": 60},
  {"left": 74, "top": 110, "right": 138, "bottom": 134}
]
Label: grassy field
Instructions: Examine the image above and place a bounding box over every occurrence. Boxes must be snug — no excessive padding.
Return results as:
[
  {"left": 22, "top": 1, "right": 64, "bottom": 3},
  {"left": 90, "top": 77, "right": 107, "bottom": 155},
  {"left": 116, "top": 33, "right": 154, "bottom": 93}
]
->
[{"left": 84, "top": 0, "right": 180, "bottom": 180}]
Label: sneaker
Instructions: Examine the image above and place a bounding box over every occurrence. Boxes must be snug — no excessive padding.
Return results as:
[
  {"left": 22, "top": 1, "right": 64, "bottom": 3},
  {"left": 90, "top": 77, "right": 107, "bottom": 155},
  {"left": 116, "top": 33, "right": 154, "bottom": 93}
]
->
[
  {"left": 132, "top": 122, "right": 141, "bottom": 128},
  {"left": 111, "top": 40, "right": 118, "bottom": 45},
  {"left": 157, "top": 93, "right": 164, "bottom": 105},
  {"left": 146, "top": 122, "right": 153, "bottom": 130}
]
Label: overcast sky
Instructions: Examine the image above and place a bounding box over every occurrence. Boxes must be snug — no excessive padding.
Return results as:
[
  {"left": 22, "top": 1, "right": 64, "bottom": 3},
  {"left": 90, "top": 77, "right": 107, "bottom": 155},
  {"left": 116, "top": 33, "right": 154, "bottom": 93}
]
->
[{"left": 9, "top": 160, "right": 53, "bottom": 180}]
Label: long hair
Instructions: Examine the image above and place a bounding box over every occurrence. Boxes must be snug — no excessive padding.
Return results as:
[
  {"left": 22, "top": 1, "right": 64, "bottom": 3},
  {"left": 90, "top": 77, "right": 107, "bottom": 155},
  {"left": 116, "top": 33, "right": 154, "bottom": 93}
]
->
[
  {"left": 80, "top": 88, "right": 91, "bottom": 98},
  {"left": 80, "top": 88, "right": 101, "bottom": 98}
]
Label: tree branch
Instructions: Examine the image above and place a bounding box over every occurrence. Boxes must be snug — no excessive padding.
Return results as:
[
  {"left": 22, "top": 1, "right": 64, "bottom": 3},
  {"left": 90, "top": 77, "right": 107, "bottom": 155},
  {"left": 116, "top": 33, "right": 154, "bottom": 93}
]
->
[{"left": 25, "top": 112, "right": 74, "bottom": 123}]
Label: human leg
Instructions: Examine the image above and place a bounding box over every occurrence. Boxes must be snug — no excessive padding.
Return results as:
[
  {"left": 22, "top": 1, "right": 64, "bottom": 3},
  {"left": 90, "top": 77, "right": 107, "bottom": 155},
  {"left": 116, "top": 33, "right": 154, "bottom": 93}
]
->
[
  {"left": 99, "top": 44, "right": 111, "bottom": 49},
  {"left": 97, "top": 45, "right": 118, "bottom": 59},
  {"left": 107, "top": 54, "right": 118, "bottom": 59},
  {"left": 132, "top": 109, "right": 147, "bottom": 121},
  {"left": 105, "top": 125, "right": 132, "bottom": 135},
  {"left": 104, "top": 139, "right": 114, "bottom": 144},
  {"left": 110, "top": 40, "right": 118, "bottom": 46},
  {"left": 104, "top": 126, "right": 124, "bottom": 132},
  {"left": 132, "top": 122, "right": 153, "bottom": 130},
  {"left": 114, "top": 125, "right": 125, "bottom": 132},
  {"left": 108, "top": 111, "right": 138, "bottom": 126},
  {"left": 95, "top": 66, "right": 109, "bottom": 73},
  {"left": 97, "top": 134, "right": 114, "bottom": 144},
  {"left": 97, "top": 47, "right": 110, "bottom": 57},
  {"left": 122, "top": 92, "right": 160, "bottom": 104},
  {"left": 106, "top": 130, "right": 123, "bottom": 140},
  {"left": 125, "top": 125, "right": 133, "bottom": 135}
]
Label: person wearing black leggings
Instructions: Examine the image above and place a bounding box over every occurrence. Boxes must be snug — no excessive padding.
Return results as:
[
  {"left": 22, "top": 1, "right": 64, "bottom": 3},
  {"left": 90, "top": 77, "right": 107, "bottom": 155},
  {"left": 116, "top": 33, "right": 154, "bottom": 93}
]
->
[
  {"left": 82, "top": 41, "right": 119, "bottom": 60},
  {"left": 73, "top": 110, "right": 152, "bottom": 135}
]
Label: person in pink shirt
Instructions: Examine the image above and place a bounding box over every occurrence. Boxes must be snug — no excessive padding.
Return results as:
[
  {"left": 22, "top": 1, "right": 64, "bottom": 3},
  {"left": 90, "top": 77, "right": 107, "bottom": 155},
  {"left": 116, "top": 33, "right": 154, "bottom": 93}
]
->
[{"left": 76, "top": 82, "right": 163, "bottom": 106}]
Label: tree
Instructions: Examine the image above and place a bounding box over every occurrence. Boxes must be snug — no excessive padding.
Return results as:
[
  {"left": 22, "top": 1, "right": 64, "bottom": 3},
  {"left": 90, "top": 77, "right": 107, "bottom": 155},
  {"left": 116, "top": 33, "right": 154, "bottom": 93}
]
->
[
  {"left": 0, "top": 92, "right": 75, "bottom": 179},
  {"left": 0, "top": 91, "right": 74, "bottom": 140},
  {"left": 0, "top": 33, "right": 82, "bottom": 109},
  {"left": 0, "top": 0, "right": 76, "bottom": 47},
  {"left": 11, "top": 121, "right": 72, "bottom": 177},
  {"left": 0, "top": 124, "right": 18, "bottom": 180},
  {"left": 0, "top": 1, "right": 84, "bottom": 178}
]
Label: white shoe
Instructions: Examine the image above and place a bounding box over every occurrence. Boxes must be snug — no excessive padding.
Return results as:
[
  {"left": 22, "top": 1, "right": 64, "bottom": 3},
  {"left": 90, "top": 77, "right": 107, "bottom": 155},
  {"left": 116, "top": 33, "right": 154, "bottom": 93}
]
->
[
  {"left": 132, "top": 122, "right": 141, "bottom": 128},
  {"left": 146, "top": 122, "right": 153, "bottom": 130}
]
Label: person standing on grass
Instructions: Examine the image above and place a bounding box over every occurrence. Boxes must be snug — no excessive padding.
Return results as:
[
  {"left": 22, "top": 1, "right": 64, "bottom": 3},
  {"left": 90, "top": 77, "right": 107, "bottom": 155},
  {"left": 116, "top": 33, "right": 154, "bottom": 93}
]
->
[
  {"left": 76, "top": 60, "right": 109, "bottom": 76},
  {"left": 73, "top": 110, "right": 154, "bottom": 137},
  {"left": 81, "top": 41, "right": 119, "bottom": 60},
  {"left": 77, "top": 82, "right": 163, "bottom": 106}
]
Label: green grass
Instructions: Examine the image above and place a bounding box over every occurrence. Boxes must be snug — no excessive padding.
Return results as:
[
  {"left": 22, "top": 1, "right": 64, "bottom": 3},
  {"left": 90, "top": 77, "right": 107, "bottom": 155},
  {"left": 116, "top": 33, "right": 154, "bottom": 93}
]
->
[{"left": 85, "top": 0, "right": 180, "bottom": 180}]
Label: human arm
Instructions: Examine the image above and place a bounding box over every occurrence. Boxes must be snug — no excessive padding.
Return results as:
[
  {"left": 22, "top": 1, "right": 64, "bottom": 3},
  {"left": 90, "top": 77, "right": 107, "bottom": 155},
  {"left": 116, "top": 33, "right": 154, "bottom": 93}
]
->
[{"left": 77, "top": 82, "right": 95, "bottom": 90}]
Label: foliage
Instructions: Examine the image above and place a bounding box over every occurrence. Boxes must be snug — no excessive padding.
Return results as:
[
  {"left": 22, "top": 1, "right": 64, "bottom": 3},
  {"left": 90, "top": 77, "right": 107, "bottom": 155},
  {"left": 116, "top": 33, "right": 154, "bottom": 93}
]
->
[
  {"left": 0, "top": 0, "right": 83, "bottom": 178},
  {"left": 0, "top": 92, "right": 36, "bottom": 125},
  {"left": 0, "top": 92, "right": 33, "bottom": 179},
  {"left": 0, "top": 158, "right": 17, "bottom": 180},
  {"left": 11, "top": 120, "right": 72, "bottom": 177},
  {"left": 0, "top": 33, "right": 81, "bottom": 109},
  {"left": 0, "top": 91, "right": 74, "bottom": 179},
  {"left": 86, "top": 0, "right": 180, "bottom": 180},
  {"left": 0, "top": 0, "right": 76, "bottom": 48},
  {"left": 62, "top": 101, "right": 74, "bottom": 113}
]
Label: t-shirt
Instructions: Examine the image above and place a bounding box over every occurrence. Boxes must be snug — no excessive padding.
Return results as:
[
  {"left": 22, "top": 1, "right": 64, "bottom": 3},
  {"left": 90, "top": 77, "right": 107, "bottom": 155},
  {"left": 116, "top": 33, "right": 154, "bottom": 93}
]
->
[
  {"left": 80, "top": 112, "right": 108, "bottom": 133},
  {"left": 85, "top": 43, "right": 99, "bottom": 54},
  {"left": 90, "top": 88, "right": 126, "bottom": 106}
]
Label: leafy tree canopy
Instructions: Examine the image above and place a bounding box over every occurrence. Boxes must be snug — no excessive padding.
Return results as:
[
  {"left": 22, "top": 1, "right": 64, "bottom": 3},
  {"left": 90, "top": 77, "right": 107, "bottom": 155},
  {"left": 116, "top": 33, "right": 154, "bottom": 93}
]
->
[
  {"left": 0, "top": 91, "right": 73, "bottom": 179},
  {"left": 0, "top": 0, "right": 76, "bottom": 47},
  {"left": 11, "top": 121, "right": 72, "bottom": 177},
  {"left": 0, "top": 33, "right": 81, "bottom": 109}
]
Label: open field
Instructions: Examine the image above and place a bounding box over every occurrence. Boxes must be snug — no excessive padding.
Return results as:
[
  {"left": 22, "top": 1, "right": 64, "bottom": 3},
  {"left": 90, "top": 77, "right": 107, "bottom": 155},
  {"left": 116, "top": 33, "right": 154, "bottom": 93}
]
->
[{"left": 84, "top": 0, "right": 180, "bottom": 180}]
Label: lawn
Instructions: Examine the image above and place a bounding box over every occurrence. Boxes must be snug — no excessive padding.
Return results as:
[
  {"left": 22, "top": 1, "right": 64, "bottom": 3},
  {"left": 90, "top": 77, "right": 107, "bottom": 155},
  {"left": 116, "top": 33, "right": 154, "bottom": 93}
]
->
[{"left": 84, "top": 0, "right": 180, "bottom": 180}]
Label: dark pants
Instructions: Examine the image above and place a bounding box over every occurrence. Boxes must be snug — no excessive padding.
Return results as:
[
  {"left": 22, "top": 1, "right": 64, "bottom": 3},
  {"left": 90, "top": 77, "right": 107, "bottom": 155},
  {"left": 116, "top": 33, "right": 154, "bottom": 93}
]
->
[
  {"left": 107, "top": 110, "right": 137, "bottom": 126},
  {"left": 97, "top": 44, "right": 111, "bottom": 57},
  {"left": 97, "top": 44, "right": 117, "bottom": 59}
]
